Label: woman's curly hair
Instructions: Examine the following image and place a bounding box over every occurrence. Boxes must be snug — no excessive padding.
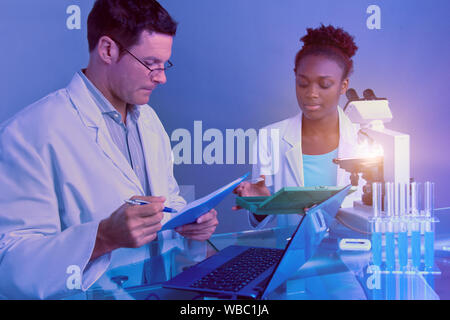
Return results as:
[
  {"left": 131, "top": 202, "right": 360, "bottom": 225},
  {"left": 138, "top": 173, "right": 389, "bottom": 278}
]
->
[{"left": 294, "top": 24, "right": 358, "bottom": 79}]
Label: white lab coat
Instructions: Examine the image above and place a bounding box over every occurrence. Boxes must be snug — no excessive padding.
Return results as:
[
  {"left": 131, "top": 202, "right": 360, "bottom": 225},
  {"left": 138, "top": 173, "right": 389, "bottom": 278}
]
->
[
  {"left": 0, "top": 73, "right": 186, "bottom": 299},
  {"left": 249, "top": 107, "right": 363, "bottom": 228}
]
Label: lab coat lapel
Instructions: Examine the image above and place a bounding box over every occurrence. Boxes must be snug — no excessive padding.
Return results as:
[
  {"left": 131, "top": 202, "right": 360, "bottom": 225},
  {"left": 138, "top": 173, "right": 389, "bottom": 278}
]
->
[
  {"left": 96, "top": 128, "right": 145, "bottom": 195},
  {"left": 337, "top": 107, "right": 357, "bottom": 186},
  {"left": 336, "top": 144, "right": 352, "bottom": 186},
  {"left": 66, "top": 73, "right": 145, "bottom": 195},
  {"left": 136, "top": 108, "right": 165, "bottom": 197},
  {"left": 283, "top": 114, "right": 304, "bottom": 186}
]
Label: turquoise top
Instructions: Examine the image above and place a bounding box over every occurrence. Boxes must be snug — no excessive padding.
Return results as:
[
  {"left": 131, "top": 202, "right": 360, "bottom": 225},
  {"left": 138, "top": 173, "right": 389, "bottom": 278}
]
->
[{"left": 302, "top": 148, "right": 339, "bottom": 187}]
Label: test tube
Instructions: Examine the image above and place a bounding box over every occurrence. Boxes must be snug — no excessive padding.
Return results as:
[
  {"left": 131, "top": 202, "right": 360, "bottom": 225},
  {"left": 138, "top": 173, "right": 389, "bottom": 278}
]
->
[
  {"left": 406, "top": 182, "right": 411, "bottom": 216},
  {"left": 373, "top": 182, "right": 382, "bottom": 218},
  {"left": 411, "top": 182, "right": 420, "bottom": 216},
  {"left": 371, "top": 182, "right": 383, "bottom": 267},
  {"left": 419, "top": 183, "right": 426, "bottom": 235},
  {"left": 399, "top": 182, "right": 407, "bottom": 217},
  {"left": 424, "top": 181, "right": 435, "bottom": 217},
  {"left": 424, "top": 182, "right": 435, "bottom": 269},
  {"left": 386, "top": 182, "right": 394, "bottom": 218},
  {"left": 394, "top": 182, "right": 400, "bottom": 220},
  {"left": 385, "top": 182, "right": 395, "bottom": 270},
  {"left": 405, "top": 182, "right": 411, "bottom": 239},
  {"left": 410, "top": 182, "right": 422, "bottom": 269},
  {"left": 398, "top": 183, "right": 408, "bottom": 269}
]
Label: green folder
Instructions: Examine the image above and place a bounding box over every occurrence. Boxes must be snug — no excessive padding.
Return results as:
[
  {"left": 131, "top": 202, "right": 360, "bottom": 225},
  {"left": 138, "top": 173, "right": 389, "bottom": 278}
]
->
[{"left": 236, "top": 185, "right": 356, "bottom": 215}]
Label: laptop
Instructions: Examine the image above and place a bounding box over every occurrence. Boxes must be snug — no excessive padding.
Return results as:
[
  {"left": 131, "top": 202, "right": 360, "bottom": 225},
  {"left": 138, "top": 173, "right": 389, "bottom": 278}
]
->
[{"left": 163, "top": 185, "right": 352, "bottom": 300}]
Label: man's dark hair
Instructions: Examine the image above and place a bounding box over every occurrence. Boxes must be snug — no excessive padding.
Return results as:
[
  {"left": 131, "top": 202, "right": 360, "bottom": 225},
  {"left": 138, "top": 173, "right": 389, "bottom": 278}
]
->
[{"left": 87, "top": 0, "right": 178, "bottom": 52}]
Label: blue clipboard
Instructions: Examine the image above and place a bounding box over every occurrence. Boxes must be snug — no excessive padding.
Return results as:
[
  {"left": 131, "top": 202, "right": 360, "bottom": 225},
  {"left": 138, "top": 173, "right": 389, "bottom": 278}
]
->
[{"left": 161, "top": 172, "right": 249, "bottom": 231}]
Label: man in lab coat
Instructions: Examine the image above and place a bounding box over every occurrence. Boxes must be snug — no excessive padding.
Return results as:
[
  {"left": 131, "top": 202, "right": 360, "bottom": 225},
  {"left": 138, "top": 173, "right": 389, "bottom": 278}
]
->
[{"left": 0, "top": 0, "right": 218, "bottom": 299}]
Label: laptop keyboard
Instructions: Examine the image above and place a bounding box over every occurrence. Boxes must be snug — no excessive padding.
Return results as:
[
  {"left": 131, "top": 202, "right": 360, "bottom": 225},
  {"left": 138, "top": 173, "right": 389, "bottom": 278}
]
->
[{"left": 190, "top": 247, "right": 283, "bottom": 292}]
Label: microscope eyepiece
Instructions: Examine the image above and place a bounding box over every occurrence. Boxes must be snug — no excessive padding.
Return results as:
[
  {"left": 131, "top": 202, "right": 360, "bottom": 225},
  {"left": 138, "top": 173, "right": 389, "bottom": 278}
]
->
[
  {"left": 363, "top": 89, "right": 377, "bottom": 100},
  {"left": 346, "top": 88, "right": 359, "bottom": 101}
]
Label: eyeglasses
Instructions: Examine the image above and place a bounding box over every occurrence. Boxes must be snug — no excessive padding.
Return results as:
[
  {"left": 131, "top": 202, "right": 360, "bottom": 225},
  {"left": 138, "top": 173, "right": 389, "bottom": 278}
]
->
[{"left": 110, "top": 37, "right": 173, "bottom": 77}]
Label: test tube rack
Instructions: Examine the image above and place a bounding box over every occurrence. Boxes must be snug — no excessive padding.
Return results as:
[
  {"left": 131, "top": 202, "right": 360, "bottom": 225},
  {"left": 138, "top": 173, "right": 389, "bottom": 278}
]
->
[{"left": 370, "top": 181, "right": 440, "bottom": 274}]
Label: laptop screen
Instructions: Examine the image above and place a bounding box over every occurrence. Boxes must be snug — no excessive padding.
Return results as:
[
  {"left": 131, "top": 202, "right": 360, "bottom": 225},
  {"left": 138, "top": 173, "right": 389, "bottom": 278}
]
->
[{"left": 260, "top": 185, "right": 351, "bottom": 299}]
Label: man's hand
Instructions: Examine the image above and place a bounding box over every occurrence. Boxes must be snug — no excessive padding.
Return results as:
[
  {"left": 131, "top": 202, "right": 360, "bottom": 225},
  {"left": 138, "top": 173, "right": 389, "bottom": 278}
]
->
[
  {"left": 175, "top": 209, "right": 218, "bottom": 241},
  {"left": 90, "top": 196, "right": 166, "bottom": 260}
]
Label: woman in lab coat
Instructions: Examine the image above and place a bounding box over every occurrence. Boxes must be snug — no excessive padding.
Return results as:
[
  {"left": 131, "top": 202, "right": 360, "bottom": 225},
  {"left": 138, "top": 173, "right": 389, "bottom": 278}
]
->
[{"left": 234, "top": 25, "right": 361, "bottom": 228}]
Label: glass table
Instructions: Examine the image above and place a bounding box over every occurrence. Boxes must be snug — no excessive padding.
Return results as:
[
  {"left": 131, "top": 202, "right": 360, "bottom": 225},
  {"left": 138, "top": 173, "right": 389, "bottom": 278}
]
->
[{"left": 63, "top": 208, "right": 450, "bottom": 300}]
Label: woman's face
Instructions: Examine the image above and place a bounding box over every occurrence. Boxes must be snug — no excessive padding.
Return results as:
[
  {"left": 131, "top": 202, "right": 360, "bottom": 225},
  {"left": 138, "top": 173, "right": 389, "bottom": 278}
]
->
[{"left": 295, "top": 54, "right": 348, "bottom": 121}]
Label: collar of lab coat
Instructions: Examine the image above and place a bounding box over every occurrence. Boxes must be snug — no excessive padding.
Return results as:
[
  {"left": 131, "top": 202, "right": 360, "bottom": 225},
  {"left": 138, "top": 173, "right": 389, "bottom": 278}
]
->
[
  {"left": 66, "top": 73, "right": 145, "bottom": 195},
  {"left": 133, "top": 105, "right": 168, "bottom": 198},
  {"left": 282, "top": 107, "right": 357, "bottom": 186}
]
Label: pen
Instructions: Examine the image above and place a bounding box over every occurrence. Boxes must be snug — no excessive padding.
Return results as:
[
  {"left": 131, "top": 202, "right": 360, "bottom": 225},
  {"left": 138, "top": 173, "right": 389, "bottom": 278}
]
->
[
  {"left": 124, "top": 199, "right": 178, "bottom": 213},
  {"left": 126, "top": 199, "right": 219, "bottom": 251}
]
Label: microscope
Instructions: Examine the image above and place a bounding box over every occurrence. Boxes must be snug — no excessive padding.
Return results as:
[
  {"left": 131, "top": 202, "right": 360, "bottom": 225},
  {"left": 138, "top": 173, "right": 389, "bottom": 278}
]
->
[{"left": 335, "top": 88, "right": 411, "bottom": 232}]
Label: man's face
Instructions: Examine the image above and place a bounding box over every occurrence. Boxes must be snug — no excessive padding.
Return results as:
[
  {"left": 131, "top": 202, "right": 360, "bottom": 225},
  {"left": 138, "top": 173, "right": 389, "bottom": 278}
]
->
[
  {"left": 295, "top": 54, "right": 348, "bottom": 121},
  {"left": 108, "top": 31, "right": 173, "bottom": 106}
]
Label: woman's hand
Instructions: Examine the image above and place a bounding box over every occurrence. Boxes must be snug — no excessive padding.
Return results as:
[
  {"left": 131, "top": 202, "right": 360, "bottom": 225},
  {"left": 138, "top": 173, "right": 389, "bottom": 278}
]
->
[
  {"left": 301, "top": 203, "right": 318, "bottom": 216},
  {"left": 232, "top": 175, "right": 271, "bottom": 211}
]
